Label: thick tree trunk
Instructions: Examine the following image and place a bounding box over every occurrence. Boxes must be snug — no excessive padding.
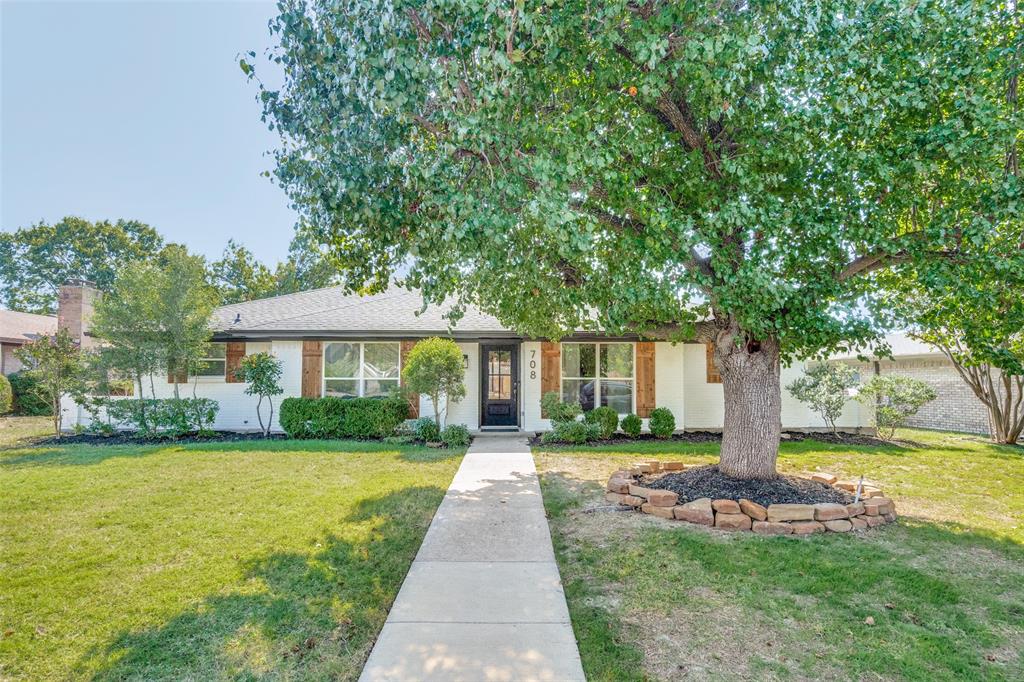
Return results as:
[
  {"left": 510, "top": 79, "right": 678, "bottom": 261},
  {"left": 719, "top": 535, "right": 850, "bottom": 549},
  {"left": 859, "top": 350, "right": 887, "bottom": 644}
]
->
[{"left": 716, "top": 333, "right": 782, "bottom": 479}]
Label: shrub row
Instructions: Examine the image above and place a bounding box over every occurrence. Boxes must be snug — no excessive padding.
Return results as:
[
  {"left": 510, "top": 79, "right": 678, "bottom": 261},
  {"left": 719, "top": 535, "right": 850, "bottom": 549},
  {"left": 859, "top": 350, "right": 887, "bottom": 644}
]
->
[
  {"left": 540, "top": 391, "right": 678, "bottom": 444},
  {"left": 92, "top": 397, "right": 220, "bottom": 437},
  {"left": 279, "top": 396, "right": 409, "bottom": 439}
]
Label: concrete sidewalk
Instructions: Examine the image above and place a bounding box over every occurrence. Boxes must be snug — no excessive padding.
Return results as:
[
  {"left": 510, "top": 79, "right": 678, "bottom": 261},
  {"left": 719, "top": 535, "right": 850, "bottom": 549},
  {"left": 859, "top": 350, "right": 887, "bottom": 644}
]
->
[{"left": 359, "top": 434, "right": 586, "bottom": 681}]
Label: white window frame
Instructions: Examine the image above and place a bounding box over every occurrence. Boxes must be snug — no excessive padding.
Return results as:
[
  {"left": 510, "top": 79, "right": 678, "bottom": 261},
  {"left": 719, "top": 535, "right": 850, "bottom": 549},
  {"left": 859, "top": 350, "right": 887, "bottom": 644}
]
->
[
  {"left": 560, "top": 342, "right": 635, "bottom": 415},
  {"left": 190, "top": 342, "right": 227, "bottom": 380},
  {"left": 322, "top": 341, "right": 402, "bottom": 398}
]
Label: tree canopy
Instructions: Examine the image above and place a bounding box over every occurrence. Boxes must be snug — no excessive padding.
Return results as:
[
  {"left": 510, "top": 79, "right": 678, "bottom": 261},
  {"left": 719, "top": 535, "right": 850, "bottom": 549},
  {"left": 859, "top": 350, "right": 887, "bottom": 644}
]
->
[
  {"left": 254, "top": 0, "right": 1020, "bottom": 356},
  {"left": 0, "top": 217, "right": 163, "bottom": 314},
  {"left": 210, "top": 230, "right": 339, "bottom": 304}
]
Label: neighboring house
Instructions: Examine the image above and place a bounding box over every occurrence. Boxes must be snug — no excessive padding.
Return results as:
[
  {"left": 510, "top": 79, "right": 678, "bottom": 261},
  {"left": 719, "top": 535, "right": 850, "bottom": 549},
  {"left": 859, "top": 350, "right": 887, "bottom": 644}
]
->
[
  {"left": 0, "top": 309, "right": 58, "bottom": 375},
  {"left": 832, "top": 333, "right": 992, "bottom": 435},
  {"left": 61, "top": 282, "right": 871, "bottom": 434}
]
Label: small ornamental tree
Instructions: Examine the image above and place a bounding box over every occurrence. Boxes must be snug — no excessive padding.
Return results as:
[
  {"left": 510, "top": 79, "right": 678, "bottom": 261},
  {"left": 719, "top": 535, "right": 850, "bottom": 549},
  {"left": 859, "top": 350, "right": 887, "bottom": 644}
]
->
[
  {"left": 13, "top": 328, "right": 88, "bottom": 437},
  {"left": 786, "top": 364, "right": 859, "bottom": 435},
  {"left": 236, "top": 352, "right": 284, "bottom": 437},
  {"left": 401, "top": 338, "right": 466, "bottom": 429},
  {"left": 255, "top": 0, "right": 1020, "bottom": 478},
  {"left": 857, "top": 375, "right": 937, "bottom": 440}
]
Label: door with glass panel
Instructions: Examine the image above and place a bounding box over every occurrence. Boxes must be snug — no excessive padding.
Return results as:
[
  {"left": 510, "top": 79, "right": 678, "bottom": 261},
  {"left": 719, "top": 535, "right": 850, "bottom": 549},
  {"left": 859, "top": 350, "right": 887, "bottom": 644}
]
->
[{"left": 481, "top": 344, "right": 518, "bottom": 427}]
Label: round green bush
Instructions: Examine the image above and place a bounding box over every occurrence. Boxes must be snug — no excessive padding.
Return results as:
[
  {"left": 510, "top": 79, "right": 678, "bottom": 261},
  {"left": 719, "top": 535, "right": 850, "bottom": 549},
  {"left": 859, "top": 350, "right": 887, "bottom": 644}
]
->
[
  {"left": 0, "top": 374, "right": 11, "bottom": 414},
  {"left": 413, "top": 416, "right": 441, "bottom": 442},
  {"left": 584, "top": 406, "right": 619, "bottom": 439},
  {"left": 8, "top": 371, "right": 51, "bottom": 416},
  {"left": 541, "top": 420, "right": 601, "bottom": 445},
  {"left": 540, "top": 391, "right": 583, "bottom": 424},
  {"left": 440, "top": 424, "right": 471, "bottom": 448},
  {"left": 620, "top": 413, "right": 642, "bottom": 438},
  {"left": 648, "top": 407, "right": 676, "bottom": 439}
]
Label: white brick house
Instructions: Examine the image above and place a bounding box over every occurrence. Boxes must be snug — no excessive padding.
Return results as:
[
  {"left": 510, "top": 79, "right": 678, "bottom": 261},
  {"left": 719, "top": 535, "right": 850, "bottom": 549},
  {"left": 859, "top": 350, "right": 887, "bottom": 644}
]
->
[{"left": 61, "top": 283, "right": 871, "bottom": 434}]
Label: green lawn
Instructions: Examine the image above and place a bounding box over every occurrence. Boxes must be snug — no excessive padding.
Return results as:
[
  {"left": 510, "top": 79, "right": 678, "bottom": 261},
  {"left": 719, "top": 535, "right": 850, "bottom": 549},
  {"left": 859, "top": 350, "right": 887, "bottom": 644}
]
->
[
  {"left": 0, "top": 417, "right": 463, "bottom": 681},
  {"left": 536, "top": 430, "right": 1024, "bottom": 681}
]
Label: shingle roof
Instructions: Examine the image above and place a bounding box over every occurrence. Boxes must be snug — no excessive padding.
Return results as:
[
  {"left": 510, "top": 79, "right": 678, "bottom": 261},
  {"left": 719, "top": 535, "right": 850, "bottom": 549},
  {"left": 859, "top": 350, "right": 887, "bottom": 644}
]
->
[
  {"left": 0, "top": 309, "right": 58, "bottom": 344},
  {"left": 212, "top": 285, "right": 515, "bottom": 338}
]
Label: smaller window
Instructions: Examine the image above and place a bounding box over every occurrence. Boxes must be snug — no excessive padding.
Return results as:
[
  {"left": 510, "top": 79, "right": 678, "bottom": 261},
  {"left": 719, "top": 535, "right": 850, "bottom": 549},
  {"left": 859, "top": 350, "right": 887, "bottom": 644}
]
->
[{"left": 193, "top": 343, "right": 227, "bottom": 377}]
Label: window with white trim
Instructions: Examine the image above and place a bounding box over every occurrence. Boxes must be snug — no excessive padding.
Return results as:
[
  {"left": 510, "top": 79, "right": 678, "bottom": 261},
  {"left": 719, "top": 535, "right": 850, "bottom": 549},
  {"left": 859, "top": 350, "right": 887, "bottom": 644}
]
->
[
  {"left": 561, "top": 342, "right": 634, "bottom": 414},
  {"left": 323, "top": 342, "right": 400, "bottom": 398},
  {"left": 192, "top": 343, "right": 227, "bottom": 377}
]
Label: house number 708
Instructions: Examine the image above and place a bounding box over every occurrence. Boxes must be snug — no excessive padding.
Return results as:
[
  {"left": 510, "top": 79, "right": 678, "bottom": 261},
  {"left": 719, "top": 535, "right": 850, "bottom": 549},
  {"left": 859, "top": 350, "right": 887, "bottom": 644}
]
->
[{"left": 529, "top": 349, "right": 536, "bottom": 380}]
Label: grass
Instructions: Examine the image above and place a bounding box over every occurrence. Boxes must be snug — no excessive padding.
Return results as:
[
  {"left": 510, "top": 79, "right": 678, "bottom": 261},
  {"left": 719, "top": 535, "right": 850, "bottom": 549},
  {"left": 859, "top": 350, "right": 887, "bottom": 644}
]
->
[
  {"left": 535, "top": 429, "right": 1024, "bottom": 681},
  {"left": 0, "top": 417, "right": 464, "bottom": 681}
]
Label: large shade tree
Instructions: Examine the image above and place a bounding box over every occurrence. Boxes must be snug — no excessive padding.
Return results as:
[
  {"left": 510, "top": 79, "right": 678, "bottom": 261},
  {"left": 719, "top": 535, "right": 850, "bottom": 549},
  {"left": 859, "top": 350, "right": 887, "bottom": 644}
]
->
[{"left": 253, "top": 0, "right": 1021, "bottom": 478}]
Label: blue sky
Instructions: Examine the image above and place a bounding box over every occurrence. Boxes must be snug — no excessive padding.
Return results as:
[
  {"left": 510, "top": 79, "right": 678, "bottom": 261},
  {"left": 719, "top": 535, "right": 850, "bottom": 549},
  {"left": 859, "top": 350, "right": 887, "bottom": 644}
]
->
[{"left": 1, "top": 0, "right": 294, "bottom": 264}]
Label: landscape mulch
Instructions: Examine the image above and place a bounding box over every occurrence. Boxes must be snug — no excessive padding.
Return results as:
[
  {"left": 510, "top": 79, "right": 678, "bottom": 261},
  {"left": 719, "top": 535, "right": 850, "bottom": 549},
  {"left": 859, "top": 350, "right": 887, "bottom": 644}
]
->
[
  {"left": 36, "top": 431, "right": 287, "bottom": 446},
  {"left": 530, "top": 430, "right": 890, "bottom": 448},
  {"left": 643, "top": 464, "right": 854, "bottom": 507}
]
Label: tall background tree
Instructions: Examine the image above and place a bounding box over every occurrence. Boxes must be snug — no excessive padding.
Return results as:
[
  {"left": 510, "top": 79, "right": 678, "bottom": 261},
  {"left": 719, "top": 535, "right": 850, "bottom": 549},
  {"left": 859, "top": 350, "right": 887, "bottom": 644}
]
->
[
  {"left": 210, "top": 229, "right": 339, "bottom": 304},
  {"left": 0, "top": 217, "right": 163, "bottom": 314},
  {"left": 254, "top": 0, "right": 1021, "bottom": 478}
]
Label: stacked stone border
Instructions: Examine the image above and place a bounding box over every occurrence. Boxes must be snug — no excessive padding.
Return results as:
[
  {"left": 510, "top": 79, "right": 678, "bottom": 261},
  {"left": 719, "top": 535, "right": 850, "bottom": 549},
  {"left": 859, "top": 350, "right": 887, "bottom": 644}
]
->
[{"left": 605, "top": 462, "right": 897, "bottom": 535}]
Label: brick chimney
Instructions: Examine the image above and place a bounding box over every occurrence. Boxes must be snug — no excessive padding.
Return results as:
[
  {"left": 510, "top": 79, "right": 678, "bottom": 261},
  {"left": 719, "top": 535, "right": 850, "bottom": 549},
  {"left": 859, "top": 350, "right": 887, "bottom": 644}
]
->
[{"left": 58, "top": 279, "right": 101, "bottom": 349}]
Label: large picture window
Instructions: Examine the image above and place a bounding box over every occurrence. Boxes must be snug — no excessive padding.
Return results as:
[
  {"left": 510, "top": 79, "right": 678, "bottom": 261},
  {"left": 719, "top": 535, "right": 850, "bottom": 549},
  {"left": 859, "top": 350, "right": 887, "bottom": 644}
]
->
[
  {"left": 561, "top": 342, "right": 634, "bottom": 413},
  {"left": 323, "top": 342, "right": 400, "bottom": 398}
]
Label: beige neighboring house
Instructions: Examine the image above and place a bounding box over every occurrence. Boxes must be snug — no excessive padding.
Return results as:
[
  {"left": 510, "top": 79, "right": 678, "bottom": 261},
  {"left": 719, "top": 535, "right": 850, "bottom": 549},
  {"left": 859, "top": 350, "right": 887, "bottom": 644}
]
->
[
  {"left": 0, "top": 309, "right": 58, "bottom": 375},
  {"left": 832, "top": 333, "right": 992, "bottom": 436}
]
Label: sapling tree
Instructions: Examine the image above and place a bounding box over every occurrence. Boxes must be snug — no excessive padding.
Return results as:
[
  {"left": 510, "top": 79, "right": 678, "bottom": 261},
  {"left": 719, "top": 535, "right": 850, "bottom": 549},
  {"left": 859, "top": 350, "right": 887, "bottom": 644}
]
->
[
  {"left": 253, "top": 0, "right": 1021, "bottom": 477},
  {"left": 400, "top": 337, "right": 466, "bottom": 430},
  {"left": 857, "top": 375, "right": 937, "bottom": 440},
  {"left": 14, "top": 328, "right": 88, "bottom": 437},
  {"left": 787, "top": 363, "right": 859, "bottom": 436},
  {"left": 236, "top": 352, "right": 284, "bottom": 437}
]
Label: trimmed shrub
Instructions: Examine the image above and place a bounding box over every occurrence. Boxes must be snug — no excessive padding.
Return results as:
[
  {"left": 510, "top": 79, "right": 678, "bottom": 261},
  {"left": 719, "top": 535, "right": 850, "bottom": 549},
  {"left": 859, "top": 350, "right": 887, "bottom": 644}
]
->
[
  {"left": 8, "top": 371, "right": 51, "bottom": 416},
  {"left": 0, "top": 374, "right": 11, "bottom": 414},
  {"left": 413, "top": 416, "right": 441, "bottom": 442},
  {"left": 649, "top": 407, "right": 676, "bottom": 439},
  {"left": 541, "top": 420, "right": 601, "bottom": 445},
  {"left": 102, "top": 397, "right": 220, "bottom": 437},
  {"left": 278, "top": 396, "right": 409, "bottom": 439},
  {"left": 540, "top": 391, "right": 582, "bottom": 424},
  {"left": 620, "top": 413, "right": 642, "bottom": 438},
  {"left": 440, "top": 424, "right": 472, "bottom": 448},
  {"left": 584, "top": 406, "right": 619, "bottom": 439}
]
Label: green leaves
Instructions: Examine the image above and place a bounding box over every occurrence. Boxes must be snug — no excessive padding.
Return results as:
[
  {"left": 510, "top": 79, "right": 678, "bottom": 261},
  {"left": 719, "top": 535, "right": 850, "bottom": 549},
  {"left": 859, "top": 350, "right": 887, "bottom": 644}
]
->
[{"left": 255, "top": 0, "right": 1021, "bottom": 360}]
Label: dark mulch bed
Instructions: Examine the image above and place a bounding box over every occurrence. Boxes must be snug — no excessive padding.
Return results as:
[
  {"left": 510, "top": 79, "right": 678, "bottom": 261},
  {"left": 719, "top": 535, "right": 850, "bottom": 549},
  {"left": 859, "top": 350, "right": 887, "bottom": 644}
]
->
[
  {"left": 643, "top": 464, "right": 854, "bottom": 507},
  {"left": 531, "top": 430, "right": 889, "bottom": 448},
  {"left": 529, "top": 431, "right": 723, "bottom": 447},
  {"left": 36, "top": 431, "right": 288, "bottom": 446}
]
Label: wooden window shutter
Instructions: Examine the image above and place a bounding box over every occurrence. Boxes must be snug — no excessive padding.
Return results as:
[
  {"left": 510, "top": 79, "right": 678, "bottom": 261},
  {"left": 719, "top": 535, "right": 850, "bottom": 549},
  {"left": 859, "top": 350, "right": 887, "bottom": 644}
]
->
[
  {"left": 301, "top": 341, "right": 323, "bottom": 398},
  {"left": 706, "top": 343, "right": 722, "bottom": 384},
  {"left": 225, "top": 342, "right": 246, "bottom": 383},
  {"left": 540, "top": 342, "right": 561, "bottom": 417},
  {"left": 400, "top": 339, "right": 420, "bottom": 418},
  {"left": 635, "top": 342, "right": 656, "bottom": 417}
]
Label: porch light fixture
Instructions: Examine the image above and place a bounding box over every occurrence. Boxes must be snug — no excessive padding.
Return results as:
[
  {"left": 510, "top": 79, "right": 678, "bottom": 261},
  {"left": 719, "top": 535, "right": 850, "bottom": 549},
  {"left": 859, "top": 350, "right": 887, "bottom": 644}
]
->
[{"left": 463, "top": 354, "right": 469, "bottom": 369}]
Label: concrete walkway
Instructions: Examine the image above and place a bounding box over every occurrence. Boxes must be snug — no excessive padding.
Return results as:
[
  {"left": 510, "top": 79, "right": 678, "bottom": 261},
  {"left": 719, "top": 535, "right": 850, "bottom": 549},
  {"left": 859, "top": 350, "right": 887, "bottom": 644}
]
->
[{"left": 360, "top": 434, "right": 586, "bottom": 681}]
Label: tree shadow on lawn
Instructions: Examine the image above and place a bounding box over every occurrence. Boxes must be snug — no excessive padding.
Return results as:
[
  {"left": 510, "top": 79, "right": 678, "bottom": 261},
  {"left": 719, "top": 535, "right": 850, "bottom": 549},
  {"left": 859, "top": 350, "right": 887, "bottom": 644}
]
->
[
  {"left": 543, "top": 472, "right": 1024, "bottom": 681},
  {"left": 76, "top": 485, "right": 446, "bottom": 681},
  {"left": 0, "top": 439, "right": 462, "bottom": 469}
]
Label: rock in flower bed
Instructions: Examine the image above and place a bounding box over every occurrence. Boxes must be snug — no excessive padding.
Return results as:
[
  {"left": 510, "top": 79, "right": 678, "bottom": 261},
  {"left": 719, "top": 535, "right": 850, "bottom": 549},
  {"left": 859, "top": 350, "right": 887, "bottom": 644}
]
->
[{"left": 603, "top": 462, "right": 896, "bottom": 535}]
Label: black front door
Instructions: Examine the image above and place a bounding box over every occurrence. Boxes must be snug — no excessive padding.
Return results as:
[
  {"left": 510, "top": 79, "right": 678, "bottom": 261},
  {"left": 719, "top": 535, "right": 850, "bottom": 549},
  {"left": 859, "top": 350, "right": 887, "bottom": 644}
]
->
[{"left": 481, "top": 344, "right": 518, "bottom": 427}]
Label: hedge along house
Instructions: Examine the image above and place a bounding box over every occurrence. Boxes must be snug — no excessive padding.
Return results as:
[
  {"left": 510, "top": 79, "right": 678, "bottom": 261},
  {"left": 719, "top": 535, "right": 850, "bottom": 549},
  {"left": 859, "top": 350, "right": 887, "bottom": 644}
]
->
[{"left": 61, "top": 282, "right": 872, "bottom": 434}]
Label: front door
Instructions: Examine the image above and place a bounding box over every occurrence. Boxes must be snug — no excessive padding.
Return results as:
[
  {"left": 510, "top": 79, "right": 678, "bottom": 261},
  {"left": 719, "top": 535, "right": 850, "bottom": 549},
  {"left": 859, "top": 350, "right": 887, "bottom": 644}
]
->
[{"left": 481, "top": 344, "right": 519, "bottom": 427}]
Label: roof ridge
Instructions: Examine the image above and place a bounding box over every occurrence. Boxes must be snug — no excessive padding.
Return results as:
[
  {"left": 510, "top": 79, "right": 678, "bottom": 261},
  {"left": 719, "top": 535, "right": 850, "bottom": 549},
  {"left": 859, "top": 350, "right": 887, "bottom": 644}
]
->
[
  {"left": 224, "top": 289, "right": 416, "bottom": 328},
  {"left": 215, "top": 283, "right": 352, "bottom": 311}
]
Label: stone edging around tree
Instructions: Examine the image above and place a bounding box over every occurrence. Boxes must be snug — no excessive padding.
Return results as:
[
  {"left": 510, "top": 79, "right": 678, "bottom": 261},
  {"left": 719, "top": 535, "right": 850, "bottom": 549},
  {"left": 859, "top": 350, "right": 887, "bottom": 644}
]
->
[{"left": 604, "top": 463, "right": 897, "bottom": 535}]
